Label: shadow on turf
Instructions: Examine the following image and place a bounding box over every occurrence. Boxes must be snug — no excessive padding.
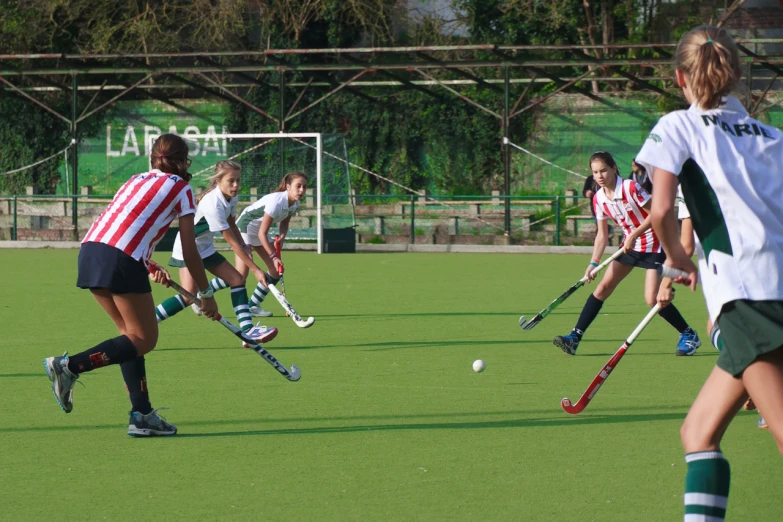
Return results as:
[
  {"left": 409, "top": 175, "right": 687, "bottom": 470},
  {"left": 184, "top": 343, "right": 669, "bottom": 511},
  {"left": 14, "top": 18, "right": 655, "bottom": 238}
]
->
[
  {"left": 12, "top": 403, "right": 718, "bottom": 434},
  {"left": 315, "top": 311, "right": 641, "bottom": 319}
]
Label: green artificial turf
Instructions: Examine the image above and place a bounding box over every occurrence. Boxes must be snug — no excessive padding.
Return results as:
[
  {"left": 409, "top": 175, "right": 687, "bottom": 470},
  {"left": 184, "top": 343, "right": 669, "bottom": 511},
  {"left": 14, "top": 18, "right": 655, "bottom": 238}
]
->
[{"left": 0, "top": 250, "right": 779, "bottom": 521}]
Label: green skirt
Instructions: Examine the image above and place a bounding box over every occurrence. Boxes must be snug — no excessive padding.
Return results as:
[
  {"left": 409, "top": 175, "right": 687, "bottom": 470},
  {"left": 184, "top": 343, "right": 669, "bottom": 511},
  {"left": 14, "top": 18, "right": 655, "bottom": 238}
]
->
[
  {"left": 716, "top": 299, "right": 783, "bottom": 377},
  {"left": 168, "top": 252, "right": 227, "bottom": 270}
]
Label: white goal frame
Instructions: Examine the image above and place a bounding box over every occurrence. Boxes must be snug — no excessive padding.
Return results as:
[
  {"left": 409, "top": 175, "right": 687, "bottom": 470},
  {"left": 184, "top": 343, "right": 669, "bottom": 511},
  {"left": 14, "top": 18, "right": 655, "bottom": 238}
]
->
[{"left": 149, "top": 132, "right": 325, "bottom": 253}]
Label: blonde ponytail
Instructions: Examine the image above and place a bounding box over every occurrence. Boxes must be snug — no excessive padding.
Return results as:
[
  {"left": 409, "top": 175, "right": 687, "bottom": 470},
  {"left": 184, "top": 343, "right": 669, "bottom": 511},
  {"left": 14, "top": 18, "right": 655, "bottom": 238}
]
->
[{"left": 675, "top": 26, "right": 742, "bottom": 110}]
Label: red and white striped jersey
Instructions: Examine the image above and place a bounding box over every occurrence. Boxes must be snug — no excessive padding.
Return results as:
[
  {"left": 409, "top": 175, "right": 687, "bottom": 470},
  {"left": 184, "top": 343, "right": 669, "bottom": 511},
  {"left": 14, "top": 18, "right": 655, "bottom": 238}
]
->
[
  {"left": 593, "top": 176, "right": 661, "bottom": 253},
  {"left": 82, "top": 169, "right": 196, "bottom": 266}
]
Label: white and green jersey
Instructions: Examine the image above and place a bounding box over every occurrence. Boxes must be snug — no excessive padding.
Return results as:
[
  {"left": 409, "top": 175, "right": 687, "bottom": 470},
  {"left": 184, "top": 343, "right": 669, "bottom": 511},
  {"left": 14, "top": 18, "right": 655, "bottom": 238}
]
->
[
  {"left": 236, "top": 191, "right": 299, "bottom": 233},
  {"left": 172, "top": 188, "right": 238, "bottom": 261},
  {"left": 636, "top": 95, "right": 783, "bottom": 321}
]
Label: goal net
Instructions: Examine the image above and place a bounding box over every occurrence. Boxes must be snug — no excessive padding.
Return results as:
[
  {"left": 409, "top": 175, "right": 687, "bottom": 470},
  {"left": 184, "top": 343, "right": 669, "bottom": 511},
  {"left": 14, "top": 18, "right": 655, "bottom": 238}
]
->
[{"left": 153, "top": 132, "right": 354, "bottom": 254}]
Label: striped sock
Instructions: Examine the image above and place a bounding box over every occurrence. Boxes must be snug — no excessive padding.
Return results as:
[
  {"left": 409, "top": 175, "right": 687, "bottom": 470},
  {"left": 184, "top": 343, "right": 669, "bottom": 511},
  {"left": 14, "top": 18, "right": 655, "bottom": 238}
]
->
[
  {"left": 684, "top": 451, "right": 730, "bottom": 521},
  {"left": 210, "top": 277, "right": 229, "bottom": 293},
  {"left": 710, "top": 326, "right": 724, "bottom": 352},
  {"left": 231, "top": 286, "right": 253, "bottom": 331},
  {"left": 250, "top": 283, "right": 269, "bottom": 307},
  {"left": 156, "top": 295, "right": 187, "bottom": 322}
]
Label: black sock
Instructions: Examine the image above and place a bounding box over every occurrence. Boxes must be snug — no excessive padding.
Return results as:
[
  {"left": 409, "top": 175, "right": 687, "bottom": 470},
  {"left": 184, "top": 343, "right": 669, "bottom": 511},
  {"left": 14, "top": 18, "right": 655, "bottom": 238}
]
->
[
  {"left": 574, "top": 294, "right": 604, "bottom": 337},
  {"left": 121, "top": 356, "right": 152, "bottom": 415},
  {"left": 658, "top": 304, "right": 689, "bottom": 333},
  {"left": 266, "top": 272, "right": 280, "bottom": 286},
  {"left": 67, "top": 335, "right": 139, "bottom": 375}
]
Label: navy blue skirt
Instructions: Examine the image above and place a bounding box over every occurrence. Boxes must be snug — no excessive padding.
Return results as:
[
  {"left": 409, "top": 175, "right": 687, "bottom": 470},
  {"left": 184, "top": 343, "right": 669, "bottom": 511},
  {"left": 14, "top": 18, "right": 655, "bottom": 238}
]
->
[{"left": 77, "top": 242, "right": 151, "bottom": 294}]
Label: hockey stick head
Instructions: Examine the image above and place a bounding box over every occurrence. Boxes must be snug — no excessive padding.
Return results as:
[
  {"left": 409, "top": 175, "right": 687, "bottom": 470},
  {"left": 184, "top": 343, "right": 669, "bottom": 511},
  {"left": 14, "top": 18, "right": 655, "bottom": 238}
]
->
[
  {"left": 295, "top": 316, "right": 315, "bottom": 328},
  {"left": 288, "top": 364, "right": 301, "bottom": 381},
  {"left": 561, "top": 397, "right": 587, "bottom": 415},
  {"left": 520, "top": 314, "right": 543, "bottom": 330}
]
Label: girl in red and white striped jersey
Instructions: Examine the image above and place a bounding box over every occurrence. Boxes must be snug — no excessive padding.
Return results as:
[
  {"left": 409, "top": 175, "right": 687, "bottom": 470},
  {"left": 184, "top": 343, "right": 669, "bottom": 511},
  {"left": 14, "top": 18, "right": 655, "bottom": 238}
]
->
[
  {"left": 553, "top": 151, "right": 700, "bottom": 356},
  {"left": 43, "top": 133, "right": 219, "bottom": 437}
]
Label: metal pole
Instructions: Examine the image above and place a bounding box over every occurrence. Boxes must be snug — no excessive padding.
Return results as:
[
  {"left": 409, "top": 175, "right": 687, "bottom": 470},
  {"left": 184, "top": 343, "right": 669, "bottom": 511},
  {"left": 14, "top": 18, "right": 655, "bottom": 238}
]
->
[
  {"left": 71, "top": 74, "right": 79, "bottom": 240},
  {"left": 555, "top": 196, "right": 561, "bottom": 246},
  {"left": 279, "top": 71, "right": 285, "bottom": 182},
  {"left": 410, "top": 195, "right": 415, "bottom": 244},
  {"left": 503, "top": 66, "right": 511, "bottom": 237},
  {"left": 12, "top": 195, "right": 17, "bottom": 240}
]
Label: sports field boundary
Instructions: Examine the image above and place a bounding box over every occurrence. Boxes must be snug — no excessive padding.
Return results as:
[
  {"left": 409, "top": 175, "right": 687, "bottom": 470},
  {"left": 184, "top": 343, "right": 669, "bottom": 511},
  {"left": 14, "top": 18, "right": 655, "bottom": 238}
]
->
[{"left": 0, "top": 240, "right": 611, "bottom": 255}]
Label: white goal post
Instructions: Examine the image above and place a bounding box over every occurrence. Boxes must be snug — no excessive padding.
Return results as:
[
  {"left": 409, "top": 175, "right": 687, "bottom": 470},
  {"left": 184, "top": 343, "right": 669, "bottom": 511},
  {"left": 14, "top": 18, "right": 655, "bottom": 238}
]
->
[{"left": 148, "top": 132, "right": 327, "bottom": 253}]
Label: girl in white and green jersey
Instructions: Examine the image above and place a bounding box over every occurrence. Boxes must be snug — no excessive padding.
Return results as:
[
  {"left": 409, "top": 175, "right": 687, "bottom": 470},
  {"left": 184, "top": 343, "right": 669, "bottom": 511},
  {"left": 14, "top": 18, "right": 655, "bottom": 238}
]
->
[
  {"left": 640, "top": 25, "right": 783, "bottom": 521},
  {"left": 207, "top": 171, "right": 307, "bottom": 316}
]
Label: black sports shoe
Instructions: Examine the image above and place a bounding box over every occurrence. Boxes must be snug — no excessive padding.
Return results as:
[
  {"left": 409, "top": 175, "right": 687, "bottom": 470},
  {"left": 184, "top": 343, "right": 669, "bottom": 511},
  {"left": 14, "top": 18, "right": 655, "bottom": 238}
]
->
[
  {"left": 128, "top": 408, "right": 177, "bottom": 437},
  {"left": 553, "top": 332, "right": 580, "bottom": 355}
]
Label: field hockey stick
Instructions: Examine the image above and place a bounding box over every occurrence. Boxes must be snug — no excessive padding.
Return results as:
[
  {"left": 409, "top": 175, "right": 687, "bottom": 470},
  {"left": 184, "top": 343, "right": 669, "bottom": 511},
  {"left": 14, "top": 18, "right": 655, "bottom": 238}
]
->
[
  {"left": 561, "top": 303, "right": 660, "bottom": 414},
  {"left": 519, "top": 248, "right": 624, "bottom": 331},
  {"left": 274, "top": 235, "right": 289, "bottom": 316},
  {"left": 267, "top": 283, "right": 315, "bottom": 328},
  {"left": 149, "top": 265, "right": 301, "bottom": 382}
]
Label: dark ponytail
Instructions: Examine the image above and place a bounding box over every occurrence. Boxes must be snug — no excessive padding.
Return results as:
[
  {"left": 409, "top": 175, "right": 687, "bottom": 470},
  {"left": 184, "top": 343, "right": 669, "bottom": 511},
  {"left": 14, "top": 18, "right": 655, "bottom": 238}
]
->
[{"left": 150, "top": 134, "right": 192, "bottom": 181}]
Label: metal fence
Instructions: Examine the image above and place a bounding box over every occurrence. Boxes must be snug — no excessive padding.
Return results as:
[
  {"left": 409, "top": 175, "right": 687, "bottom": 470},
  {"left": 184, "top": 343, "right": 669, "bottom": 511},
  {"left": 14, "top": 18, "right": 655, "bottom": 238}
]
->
[{"left": 0, "top": 192, "right": 617, "bottom": 247}]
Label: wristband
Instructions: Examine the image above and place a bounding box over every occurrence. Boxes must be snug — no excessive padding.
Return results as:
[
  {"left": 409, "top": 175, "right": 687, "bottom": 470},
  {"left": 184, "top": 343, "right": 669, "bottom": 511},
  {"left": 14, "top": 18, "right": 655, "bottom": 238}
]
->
[
  {"left": 269, "top": 251, "right": 278, "bottom": 260},
  {"left": 589, "top": 261, "right": 599, "bottom": 268},
  {"left": 197, "top": 287, "right": 214, "bottom": 300}
]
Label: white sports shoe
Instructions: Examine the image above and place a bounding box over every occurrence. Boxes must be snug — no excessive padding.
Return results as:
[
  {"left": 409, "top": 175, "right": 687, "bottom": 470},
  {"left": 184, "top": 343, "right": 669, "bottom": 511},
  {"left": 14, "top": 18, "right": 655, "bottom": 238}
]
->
[
  {"left": 249, "top": 305, "right": 273, "bottom": 317},
  {"left": 191, "top": 303, "right": 202, "bottom": 316},
  {"left": 242, "top": 324, "right": 278, "bottom": 348}
]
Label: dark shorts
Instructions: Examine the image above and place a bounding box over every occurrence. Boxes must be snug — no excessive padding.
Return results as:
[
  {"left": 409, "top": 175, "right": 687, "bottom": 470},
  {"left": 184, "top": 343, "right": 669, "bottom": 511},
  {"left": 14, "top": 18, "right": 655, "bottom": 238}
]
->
[
  {"left": 168, "top": 251, "right": 226, "bottom": 270},
  {"left": 76, "top": 242, "right": 151, "bottom": 294},
  {"left": 615, "top": 250, "right": 665, "bottom": 270},
  {"left": 716, "top": 299, "right": 783, "bottom": 377}
]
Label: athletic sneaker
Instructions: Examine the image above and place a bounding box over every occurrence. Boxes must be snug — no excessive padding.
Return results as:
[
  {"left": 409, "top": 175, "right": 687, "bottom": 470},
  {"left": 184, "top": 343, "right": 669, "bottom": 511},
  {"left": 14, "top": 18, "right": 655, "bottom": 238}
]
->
[
  {"left": 553, "top": 333, "right": 580, "bottom": 355},
  {"left": 758, "top": 416, "right": 768, "bottom": 429},
  {"left": 44, "top": 352, "right": 78, "bottom": 413},
  {"left": 191, "top": 303, "right": 202, "bottom": 316},
  {"left": 242, "top": 324, "right": 278, "bottom": 348},
  {"left": 128, "top": 408, "right": 177, "bottom": 437},
  {"left": 676, "top": 327, "right": 701, "bottom": 356},
  {"left": 744, "top": 397, "right": 757, "bottom": 411},
  {"left": 249, "top": 305, "right": 273, "bottom": 318}
]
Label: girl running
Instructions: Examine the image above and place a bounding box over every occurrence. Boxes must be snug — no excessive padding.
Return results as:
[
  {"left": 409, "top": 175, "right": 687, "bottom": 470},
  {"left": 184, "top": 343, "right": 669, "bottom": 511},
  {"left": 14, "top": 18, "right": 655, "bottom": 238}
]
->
[
  {"left": 44, "top": 133, "right": 219, "bottom": 437},
  {"left": 644, "top": 26, "right": 783, "bottom": 520},
  {"left": 553, "top": 151, "right": 700, "bottom": 356},
  {"left": 208, "top": 171, "right": 307, "bottom": 315},
  {"left": 154, "top": 160, "right": 277, "bottom": 344}
]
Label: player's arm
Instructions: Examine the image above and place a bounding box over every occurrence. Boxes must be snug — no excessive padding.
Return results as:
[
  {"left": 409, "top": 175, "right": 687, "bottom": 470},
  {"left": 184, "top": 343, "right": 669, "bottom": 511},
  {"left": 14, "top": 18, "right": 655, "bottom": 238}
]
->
[
  {"left": 650, "top": 168, "right": 697, "bottom": 290},
  {"left": 222, "top": 216, "right": 263, "bottom": 276},
  {"left": 680, "top": 216, "right": 695, "bottom": 257},
  {"left": 277, "top": 216, "right": 291, "bottom": 246},
  {"left": 258, "top": 213, "right": 283, "bottom": 273},
  {"left": 178, "top": 214, "right": 218, "bottom": 317},
  {"left": 586, "top": 218, "right": 609, "bottom": 282}
]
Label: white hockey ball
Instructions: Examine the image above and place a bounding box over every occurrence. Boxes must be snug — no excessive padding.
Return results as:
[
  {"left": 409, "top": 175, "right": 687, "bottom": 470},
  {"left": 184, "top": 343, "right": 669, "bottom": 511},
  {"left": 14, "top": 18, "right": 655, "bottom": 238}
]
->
[{"left": 472, "top": 360, "right": 486, "bottom": 373}]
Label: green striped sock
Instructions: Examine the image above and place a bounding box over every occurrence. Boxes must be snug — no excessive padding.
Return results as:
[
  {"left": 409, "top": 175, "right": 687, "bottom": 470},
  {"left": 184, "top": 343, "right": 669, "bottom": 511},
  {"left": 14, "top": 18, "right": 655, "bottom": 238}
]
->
[
  {"left": 210, "top": 277, "right": 229, "bottom": 292},
  {"left": 250, "top": 283, "right": 269, "bottom": 307},
  {"left": 684, "top": 451, "right": 730, "bottom": 521},
  {"left": 231, "top": 286, "right": 253, "bottom": 331},
  {"left": 156, "top": 295, "right": 187, "bottom": 322}
]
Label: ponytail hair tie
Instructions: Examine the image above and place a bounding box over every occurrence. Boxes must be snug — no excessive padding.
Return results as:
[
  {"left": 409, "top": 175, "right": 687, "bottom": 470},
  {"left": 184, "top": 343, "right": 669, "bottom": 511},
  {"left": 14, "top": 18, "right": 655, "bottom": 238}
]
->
[{"left": 706, "top": 39, "right": 714, "bottom": 43}]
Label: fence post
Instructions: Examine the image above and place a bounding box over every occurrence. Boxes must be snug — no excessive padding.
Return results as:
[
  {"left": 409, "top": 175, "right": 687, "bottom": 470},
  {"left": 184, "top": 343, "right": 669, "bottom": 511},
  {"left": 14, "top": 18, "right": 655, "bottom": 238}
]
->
[
  {"left": 554, "top": 196, "right": 561, "bottom": 246},
  {"left": 12, "top": 195, "right": 17, "bottom": 241},
  {"left": 410, "top": 194, "right": 416, "bottom": 244}
]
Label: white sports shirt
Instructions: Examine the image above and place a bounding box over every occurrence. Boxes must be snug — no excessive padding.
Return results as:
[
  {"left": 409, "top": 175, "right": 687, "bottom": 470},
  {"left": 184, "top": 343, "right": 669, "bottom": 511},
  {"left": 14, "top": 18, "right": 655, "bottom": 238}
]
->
[
  {"left": 637, "top": 95, "right": 783, "bottom": 320},
  {"left": 594, "top": 176, "right": 661, "bottom": 253},
  {"left": 171, "top": 187, "right": 238, "bottom": 261},
  {"left": 236, "top": 191, "right": 299, "bottom": 233},
  {"left": 83, "top": 169, "right": 195, "bottom": 267}
]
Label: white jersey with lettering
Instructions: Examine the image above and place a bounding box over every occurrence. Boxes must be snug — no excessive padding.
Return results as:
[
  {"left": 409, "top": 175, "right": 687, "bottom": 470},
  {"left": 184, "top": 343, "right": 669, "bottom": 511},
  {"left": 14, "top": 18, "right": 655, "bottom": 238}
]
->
[
  {"left": 82, "top": 169, "right": 195, "bottom": 267},
  {"left": 593, "top": 176, "right": 661, "bottom": 253},
  {"left": 171, "top": 187, "right": 238, "bottom": 261},
  {"left": 636, "top": 95, "right": 783, "bottom": 321}
]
